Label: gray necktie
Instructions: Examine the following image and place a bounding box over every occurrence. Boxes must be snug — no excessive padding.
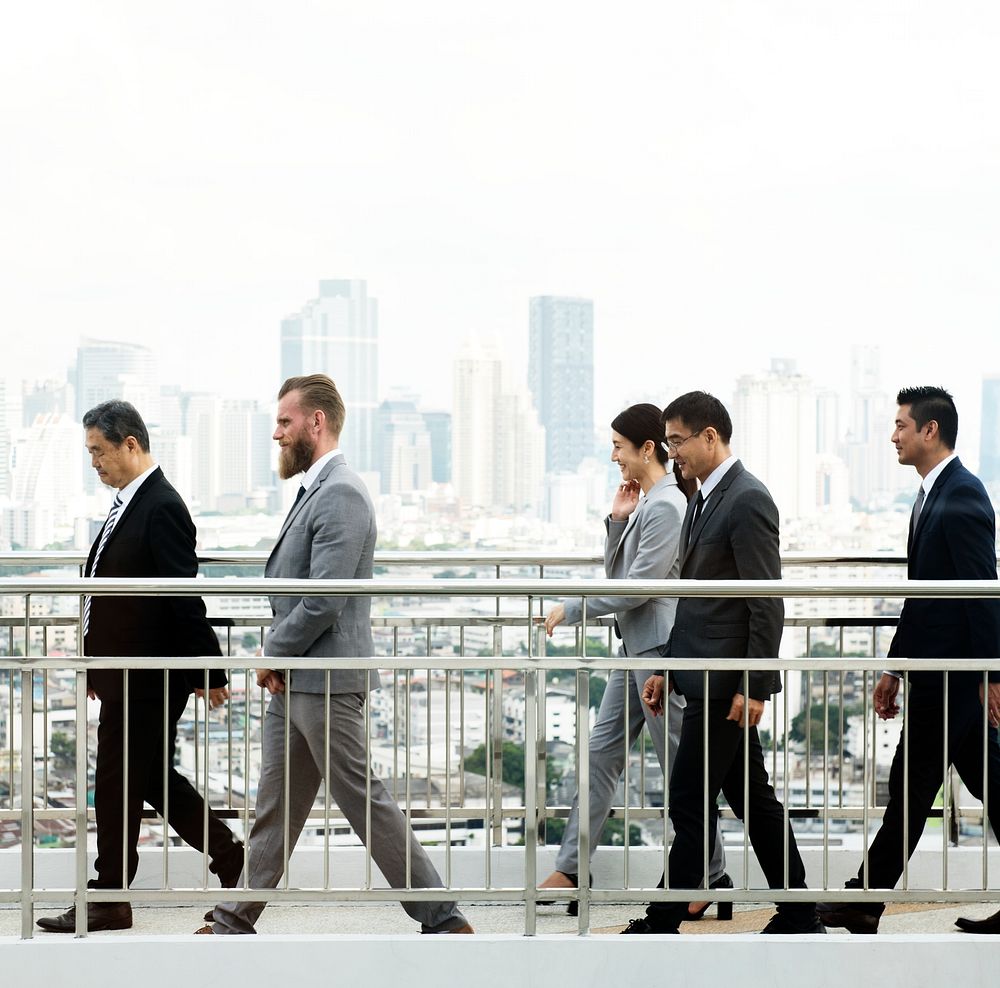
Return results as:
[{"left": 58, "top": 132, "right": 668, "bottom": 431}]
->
[{"left": 912, "top": 485, "right": 926, "bottom": 527}]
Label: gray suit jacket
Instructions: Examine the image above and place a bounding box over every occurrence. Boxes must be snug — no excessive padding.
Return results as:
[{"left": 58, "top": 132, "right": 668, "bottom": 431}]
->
[
  {"left": 666, "top": 460, "right": 784, "bottom": 701},
  {"left": 264, "top": 454, "right": 379, "bottom": 694},
  {"left": 563, "top": 473, "right": 687, "bottom": 656}
]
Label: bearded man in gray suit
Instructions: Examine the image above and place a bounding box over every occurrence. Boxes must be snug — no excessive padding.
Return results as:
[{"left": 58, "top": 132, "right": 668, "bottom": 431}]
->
[{"left": 201, "top": 375, "right": 472, "bottom": 935}]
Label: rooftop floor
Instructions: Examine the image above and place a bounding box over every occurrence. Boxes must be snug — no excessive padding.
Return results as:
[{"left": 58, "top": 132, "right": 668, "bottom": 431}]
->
[{"left": 5, "top": 899, "right": 998, "bottom": 938}]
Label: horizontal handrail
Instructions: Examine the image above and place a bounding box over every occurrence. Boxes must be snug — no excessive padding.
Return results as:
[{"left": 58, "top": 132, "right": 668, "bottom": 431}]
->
[
  {"left": 0, "top": 576, "right": 998, "bottom": 597},
  {"left": 1, "top": 656, "right": 997, "bottom": 672},
  {"left": 0, "top": 550, "right": 925, "bottom": 567}
]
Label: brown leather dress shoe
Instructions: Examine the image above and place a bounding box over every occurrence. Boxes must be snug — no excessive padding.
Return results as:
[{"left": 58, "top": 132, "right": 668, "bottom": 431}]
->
[
  {"left": 194, "top": 925, "right": 215, "bottom": 935},
  {"left": 36, "top": 902, "right": 133, "bottom": 933},
  {"left": 955, "top": 908, "right": 1000, "bottom": 934}
]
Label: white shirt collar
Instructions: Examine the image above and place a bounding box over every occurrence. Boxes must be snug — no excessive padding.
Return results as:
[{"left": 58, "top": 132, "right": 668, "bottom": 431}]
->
[
  {"left": 301, "top": 448, "right": 343, "bottom": 491},
  {"left": 698, "top": 454, "right": 738, "bottom": 502},
  {"left": 920, "top": 452, "right": 957, "bottom": 496},
  {"left": 115, "top": 463, "right": 158, "bottom": 511}
]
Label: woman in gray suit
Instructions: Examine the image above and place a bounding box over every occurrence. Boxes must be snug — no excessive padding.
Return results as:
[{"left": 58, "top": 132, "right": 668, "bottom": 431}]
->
[{"left": 538, "top": 403, "right": 730, "bottom": 918}]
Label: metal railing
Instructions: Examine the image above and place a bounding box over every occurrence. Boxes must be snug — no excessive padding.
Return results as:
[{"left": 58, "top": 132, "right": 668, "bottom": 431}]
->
[{"left": 0, "top": 573, "right": 998, "bottom": 938}]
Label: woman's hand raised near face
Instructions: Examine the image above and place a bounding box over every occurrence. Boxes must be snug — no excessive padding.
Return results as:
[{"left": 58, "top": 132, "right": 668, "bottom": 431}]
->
[{"left": 611, "top": 479, "right": 641, "bottom": 521}]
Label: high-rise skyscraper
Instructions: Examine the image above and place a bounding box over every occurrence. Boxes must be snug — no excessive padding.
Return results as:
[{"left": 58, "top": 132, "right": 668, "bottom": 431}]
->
[
  {"left": 733, "top": 359, "right": 817, "bottom": 520},
  {"left": 422, "top": 411, "right": 452, "bottom": 484},
  {"left": 844, "top": 344, "right": 896, "bottom": 507},
  {"left": 981, "top": 375, "right": 1000, "bottom": 497},
  {"left": 73, "top": 339, "right": 159, "bottom": 494},
  {"left": 74, "top": 339, "right": 158, "bottom": 420},
  {"left": 528, "top": 296, "right": 594, "bottom": 473},
  {"left": 453, "top": 348, "right": 544, "bottom": 514},
  {"left": 376, "top": 398, "right": 433, "bottom": 494},
  {"left": 280, "top": 280, "right": 378, "bottom": 473}
]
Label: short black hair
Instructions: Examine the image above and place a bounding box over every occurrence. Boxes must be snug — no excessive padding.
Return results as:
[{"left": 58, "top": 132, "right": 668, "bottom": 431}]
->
[
  {"left": 896, "top": 386, "right": 957, "bottom": 450},
  {"left": 82, "top": 400, "right": 151, "bottom": 452},
  {"left": 661, "top": 391, "right": 733, "bottom": 444}
]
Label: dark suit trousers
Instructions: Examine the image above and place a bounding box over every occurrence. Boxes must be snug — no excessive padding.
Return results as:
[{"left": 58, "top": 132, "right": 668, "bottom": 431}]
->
[
  {"left": 849, "top": 680, "right": 1000, "bottom": 913},
  {"left": 647, "top": 698, "right": 812, "bottom": 927},
  {"left": 92, "top": 683, "right": 239, "bottom": 890}
]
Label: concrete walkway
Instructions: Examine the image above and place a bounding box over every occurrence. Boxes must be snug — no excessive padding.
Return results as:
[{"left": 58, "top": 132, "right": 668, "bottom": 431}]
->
[{"left": 4, "top": 899, "right": 998, "bottom": 938}]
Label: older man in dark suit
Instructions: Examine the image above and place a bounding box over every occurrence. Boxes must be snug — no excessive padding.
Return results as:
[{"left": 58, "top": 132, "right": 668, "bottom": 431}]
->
[
  {"left": 819, "top": 386, "right": 1000, "bottom": 935},
  {"left": 621, "top": 391, "right": 824, "bottom": 935},
  {"left": 37, "top": 400, "right": 243, "bottom": 933}
]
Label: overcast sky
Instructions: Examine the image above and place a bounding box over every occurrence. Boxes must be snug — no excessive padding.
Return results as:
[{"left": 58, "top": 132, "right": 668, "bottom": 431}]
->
[{"left": 3, "top": 1, "right": 999, "bottom": 461}]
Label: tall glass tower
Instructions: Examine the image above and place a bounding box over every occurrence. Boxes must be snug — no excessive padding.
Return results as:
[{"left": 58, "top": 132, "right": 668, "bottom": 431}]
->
[
  {"left": 528, "top": 296, "right": 594, "bottom": 473},
  {"left": 280, "top": 280, "right": 378, "bottom": 473}
]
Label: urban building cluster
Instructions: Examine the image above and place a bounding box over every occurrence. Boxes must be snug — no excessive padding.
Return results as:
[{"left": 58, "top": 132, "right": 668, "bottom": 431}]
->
[{"left": 1, "top": 279, "right": 998, "bottom": 556}]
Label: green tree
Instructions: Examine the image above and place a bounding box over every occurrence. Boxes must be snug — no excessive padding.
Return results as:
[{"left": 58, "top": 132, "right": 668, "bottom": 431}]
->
[
  {"left": 50, "top": 730, "right": 75, "bottom": 768},
  {"left": 544, "top": 816, "right": 645, "bottom": 847},
  {"left": 464, "top": 742, "right": 561, "bottom": 793},
  {"left": 789, "top": 703, "right": 861, "bottom": 752}
]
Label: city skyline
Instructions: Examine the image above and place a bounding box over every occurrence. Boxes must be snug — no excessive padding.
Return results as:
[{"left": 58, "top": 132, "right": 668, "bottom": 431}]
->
[{"left": 4, "top": 2, "right": 1000, "bottom": 461}]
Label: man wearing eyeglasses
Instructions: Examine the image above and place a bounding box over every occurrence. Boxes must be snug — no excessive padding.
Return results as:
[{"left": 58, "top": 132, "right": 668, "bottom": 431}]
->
[{"left": 621, "top": 391, "right": 824, "bottom": 936}]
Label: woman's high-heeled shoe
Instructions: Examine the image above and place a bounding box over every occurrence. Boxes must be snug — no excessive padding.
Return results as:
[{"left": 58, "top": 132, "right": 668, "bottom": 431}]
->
[
  {"left": 686, "top": 872, "right": 734, "bottom": 921},
  {"left": 537, "top": 871, "right": 578, "bottom": 907}
]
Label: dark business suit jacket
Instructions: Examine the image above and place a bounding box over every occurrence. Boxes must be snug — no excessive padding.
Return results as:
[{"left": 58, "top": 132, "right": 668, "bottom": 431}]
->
[
  {"left": 666, "top": 460, "right": 784, "bottom": 701},
  {"left": 887, "top": 457, "right": 1000, "bottom": 686},
  {"left": 84, "top": 467, "right": 224, "bottom": 702}
]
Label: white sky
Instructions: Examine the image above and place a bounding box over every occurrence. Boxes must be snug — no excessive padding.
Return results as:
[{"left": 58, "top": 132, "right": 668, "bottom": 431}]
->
[{"left": 3, "top": 1, "right": 999, "bottom": 459}]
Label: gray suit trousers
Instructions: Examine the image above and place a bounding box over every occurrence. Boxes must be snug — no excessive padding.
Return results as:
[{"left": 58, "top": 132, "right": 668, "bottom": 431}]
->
[
  {"left": 555, "top": 653, "right": 726, "bottom": 882},
  {"left": 212, "top": 691, "right": 466, "bottom": 933}
]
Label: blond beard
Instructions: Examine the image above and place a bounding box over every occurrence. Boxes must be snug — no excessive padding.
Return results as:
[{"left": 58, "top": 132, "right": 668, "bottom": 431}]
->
[{"left": 278, "top": 434, "right": 315, "bottom": 479}]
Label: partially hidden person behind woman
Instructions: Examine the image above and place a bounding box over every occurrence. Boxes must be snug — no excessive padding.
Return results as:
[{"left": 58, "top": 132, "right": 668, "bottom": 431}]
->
[{"left": 539, "top": 403, "right": 731, "bottom": 920}]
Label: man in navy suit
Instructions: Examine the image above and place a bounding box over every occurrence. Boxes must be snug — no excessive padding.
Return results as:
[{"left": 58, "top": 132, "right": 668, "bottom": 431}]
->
[{"left": 819, "top": 386, "right": 1000, "bottom": 934}]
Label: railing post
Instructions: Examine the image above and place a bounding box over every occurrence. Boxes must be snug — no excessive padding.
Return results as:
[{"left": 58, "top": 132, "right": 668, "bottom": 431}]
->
[
  {"left": 524, "top": 598, "right": 538, "bottom": 936},
  {"left": 75, "top": 668, "right": 89, "bottom": 937},
  {"left": 491, "top": 623, "right": 504, "bottom": 846},
  {"left": 20, "top": 666, "right": 34, "bottom": 939}
]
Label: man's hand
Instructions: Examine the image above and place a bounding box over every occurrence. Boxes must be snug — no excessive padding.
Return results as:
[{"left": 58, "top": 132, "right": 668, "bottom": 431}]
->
[
  {"left": 196, "top": 686, "right": 230, "bottom": 709},
  {"left": 873, "top": 673, "right": 901, "bottom": 720},
  {"left": 642, "top": 674, "right": 665, "bottom": 716},
  {"left": 726, "top": 693, "right": 764, "bottom": 728},
  {"left": 979, "top": 681, "right": 1000, "bottom": 729},
  {"left": 544, "top": 603, "right": 567, "bottom": 637},
  {"left": 256, "top": 668, "right": 285, "bottom": 695}
]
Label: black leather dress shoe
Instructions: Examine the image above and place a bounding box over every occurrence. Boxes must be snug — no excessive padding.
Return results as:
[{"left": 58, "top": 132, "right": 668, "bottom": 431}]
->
[
  {"left": 955, "top": 909, "right": 1000, "bottom": 934},
  {"left": 759, "top": 911, "right": 827, "bottom": 935},
  {"left": 816, "top": 902, "right": 878, "bottom": 934},
  {"left": 36, "top": 902, "right": 133, "bottom": 933},
  {"left": 619, "top": 916, "right": 679, "bottom": 935}
]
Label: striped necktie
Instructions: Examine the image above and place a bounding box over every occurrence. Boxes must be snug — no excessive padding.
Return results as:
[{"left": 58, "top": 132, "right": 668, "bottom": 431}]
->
[{"left": 82, "top": 494, "right": 123, "bottom": 639}]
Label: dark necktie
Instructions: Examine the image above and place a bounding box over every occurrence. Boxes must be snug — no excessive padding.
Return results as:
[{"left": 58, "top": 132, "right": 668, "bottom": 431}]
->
[
  {"left": 684, "top": 491, "right": 705, "bottom": 552},
  {"left": 283, "top": 484, "right": 306, "bottom": 526}
]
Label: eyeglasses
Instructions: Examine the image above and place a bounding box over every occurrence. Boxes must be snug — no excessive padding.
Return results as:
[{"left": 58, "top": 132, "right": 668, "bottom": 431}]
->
[{"left": 660, "top": 430, "right": 702, "bottom": 454}]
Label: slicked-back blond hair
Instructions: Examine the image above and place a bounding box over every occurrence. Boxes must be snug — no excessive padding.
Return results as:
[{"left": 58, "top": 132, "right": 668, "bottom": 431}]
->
[{"left": 279, "top": 374, "right": 346, "bottom": 436}]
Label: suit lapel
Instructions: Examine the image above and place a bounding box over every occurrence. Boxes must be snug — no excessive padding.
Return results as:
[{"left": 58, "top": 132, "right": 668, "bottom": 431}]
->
[
  {"left": 910, "top": 457, "right": 959, "bottom": 550},
  {"left": 91, "top": 468, "right": 162, "bottom": 571},
  {"left": 681, "top": 460, "right": 745, "bottom": 569},
  {"left": 272, "top": 454, "right": 345, "bottom": 550}
]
